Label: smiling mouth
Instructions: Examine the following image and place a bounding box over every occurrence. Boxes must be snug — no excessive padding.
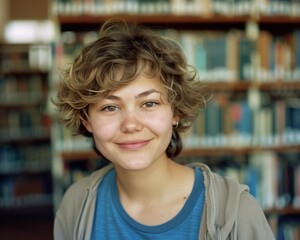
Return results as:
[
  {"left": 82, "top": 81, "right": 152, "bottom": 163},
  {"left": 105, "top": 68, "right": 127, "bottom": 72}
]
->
[{"left": 117, "top": 140, "right": 150, "bottom": 150}]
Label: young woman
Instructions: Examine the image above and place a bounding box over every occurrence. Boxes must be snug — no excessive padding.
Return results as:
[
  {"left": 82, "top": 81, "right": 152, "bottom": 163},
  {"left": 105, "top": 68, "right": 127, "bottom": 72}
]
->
[{"left": 53, "top": 18, "right": 275, "bottom": 240}]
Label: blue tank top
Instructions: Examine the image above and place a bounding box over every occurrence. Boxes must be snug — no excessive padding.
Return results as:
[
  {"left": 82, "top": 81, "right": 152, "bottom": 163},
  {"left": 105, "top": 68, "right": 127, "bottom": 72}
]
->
[{"left": 91, "top": 167, "right": 205, "bottom": 239}]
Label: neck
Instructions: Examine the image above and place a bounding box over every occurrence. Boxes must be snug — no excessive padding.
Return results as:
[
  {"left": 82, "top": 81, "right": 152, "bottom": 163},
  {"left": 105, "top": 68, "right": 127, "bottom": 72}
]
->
[{"left": 114, "top": 159, "right": 195, "bottom": 226}]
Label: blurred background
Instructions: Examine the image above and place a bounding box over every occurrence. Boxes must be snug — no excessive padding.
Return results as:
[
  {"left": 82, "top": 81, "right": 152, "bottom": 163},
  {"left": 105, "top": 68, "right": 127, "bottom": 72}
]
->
[{"left": 0, "top": 0, "right": 300, "bottom": 239}]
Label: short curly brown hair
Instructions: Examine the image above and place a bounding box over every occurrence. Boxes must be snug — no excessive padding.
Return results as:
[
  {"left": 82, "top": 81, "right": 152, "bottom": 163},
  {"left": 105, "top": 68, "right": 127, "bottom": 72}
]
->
[{"left": 54, "top": 18, "right": 211, "bottom": 158}]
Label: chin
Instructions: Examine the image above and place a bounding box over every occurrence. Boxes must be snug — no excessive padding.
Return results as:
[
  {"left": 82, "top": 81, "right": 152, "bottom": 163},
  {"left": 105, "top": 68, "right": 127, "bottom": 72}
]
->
[
  {"left": 121, "top": 163, "right": 150, "bottom": 171},
  {"left": 117, "top": 159, "right": 153, "bottom": 171}
]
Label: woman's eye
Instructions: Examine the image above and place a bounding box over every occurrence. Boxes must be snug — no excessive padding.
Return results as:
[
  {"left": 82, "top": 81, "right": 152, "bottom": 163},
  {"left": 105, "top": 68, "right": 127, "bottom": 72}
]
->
[
  {"left": 102, "top": 105, "right": 119, "bottom": 112},
  {"left": 142, "top": 101, "right": 158, "bottom": 108}
]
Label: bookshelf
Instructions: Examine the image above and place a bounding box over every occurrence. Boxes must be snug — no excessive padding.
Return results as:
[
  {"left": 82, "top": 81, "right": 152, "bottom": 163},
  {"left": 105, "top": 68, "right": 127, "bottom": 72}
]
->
[
  {"left": 51, "top": 0, "right": 300, "bottom": 238},
  {"left": 0, "top": 43, "right": 53, "bottom": 222}
]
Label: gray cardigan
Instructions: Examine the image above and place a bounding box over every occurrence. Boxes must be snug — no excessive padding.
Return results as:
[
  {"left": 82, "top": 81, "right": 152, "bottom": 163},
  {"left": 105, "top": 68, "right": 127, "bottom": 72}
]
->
[{"left": 54, "top": 163, "right": 275, "bottom": 240}]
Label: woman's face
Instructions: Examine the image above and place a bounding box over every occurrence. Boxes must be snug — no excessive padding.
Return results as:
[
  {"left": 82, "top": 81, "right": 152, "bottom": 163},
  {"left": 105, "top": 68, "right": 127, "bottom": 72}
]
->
[{"left": 84, "top": 72, "right": 177, "bottom": 171}]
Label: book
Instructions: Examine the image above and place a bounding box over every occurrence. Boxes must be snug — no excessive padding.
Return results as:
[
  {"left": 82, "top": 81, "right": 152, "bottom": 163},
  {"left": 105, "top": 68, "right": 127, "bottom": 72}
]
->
[
  {"left": 238, "top": 37, "right": 253, "bottom": 81},
  {"left": 249, "top": 151, "right": 278, "bottom": 209}
]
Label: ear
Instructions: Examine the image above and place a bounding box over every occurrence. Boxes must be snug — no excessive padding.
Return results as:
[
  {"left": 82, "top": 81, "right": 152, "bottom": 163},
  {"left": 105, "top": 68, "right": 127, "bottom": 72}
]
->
[
  {"left": 172, "top": 116, "right": 179, "bottom": 126},
  {"left": 82, "top": 119, "right": 93, "bottom": 133}
]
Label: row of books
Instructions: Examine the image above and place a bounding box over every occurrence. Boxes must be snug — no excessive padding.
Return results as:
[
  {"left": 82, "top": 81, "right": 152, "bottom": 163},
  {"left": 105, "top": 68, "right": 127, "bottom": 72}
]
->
[
  {"left": 0, "top": 145, "right": 51, "bottom": 174},
  {"left": 0, "top": 51, "right": 29, "bottom": 72},
  {"left": 55, "top": 29, "right": 300, "bottom": 83},
  {"left": 277, "top": 220, "right": 300, "bottom": 240},
  {"left": 249, "top": 152, "right": 300, "bottom": 210},
  {"left": 0, "top": 128, "right": 50, "bottom": 143},
  {"left": 0, "top": 75, "right": 45, "bottom": 106},
  {"left": 0, "top": 183, "right": 52, "bottom": 208},
  {"left": 0, "top": 108, "right": 49, "bottom": 130},
  {"left": 52, "top": 0, "right": 300, "bottom": 16},
  {"left": 0, "top": 148, "right": 53, "bottom": 207},
  {"left": 169, "top": 29, "right": 300, "bottom": 82},
  {"left": 184, "top": 92, "right": 300, "bottom": 147},
  {"left": 0, "top": 44, "right": 52, "bottom": 73},
  {"left": 0, "top": 189, "right": 52, "bottom": 208}
]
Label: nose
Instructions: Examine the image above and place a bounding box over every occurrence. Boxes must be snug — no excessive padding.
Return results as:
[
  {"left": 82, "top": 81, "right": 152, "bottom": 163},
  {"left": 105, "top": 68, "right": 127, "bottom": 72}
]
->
[{"left": 120, "top": 110, "right": 143, "bottom": 133}]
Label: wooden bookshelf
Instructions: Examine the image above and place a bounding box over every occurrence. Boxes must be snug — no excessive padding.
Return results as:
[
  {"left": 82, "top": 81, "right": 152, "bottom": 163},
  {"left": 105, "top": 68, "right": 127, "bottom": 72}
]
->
[
  {"left": 204, "top": 81, "right": 300, "bottom": 91},
  {"left": 265, "top": 206, "right": 300, "bottom": 216},
  {"left": 0, "top": 43, "right": 53, "bottom": 211},
  {"left": 57, "top": 15, "right": 300, "bottom": 32},
  {"left": 57, "top": 15, "right": 300, "bottom": 24}
]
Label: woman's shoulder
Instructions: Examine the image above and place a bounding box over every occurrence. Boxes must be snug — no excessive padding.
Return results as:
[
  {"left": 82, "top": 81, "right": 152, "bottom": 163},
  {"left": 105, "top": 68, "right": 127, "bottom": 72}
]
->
[{"left": 189, "top": 162, "right": 249, "bottom": 191}]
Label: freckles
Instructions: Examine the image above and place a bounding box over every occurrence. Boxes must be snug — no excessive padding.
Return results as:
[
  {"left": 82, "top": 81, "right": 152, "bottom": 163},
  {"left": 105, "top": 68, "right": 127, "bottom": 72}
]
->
[
  {"left": 94, "top": 119, "right": 118, "bottom": 138},
  {"left": 144, "top": 111, "right": 173, "bottom": 130}
]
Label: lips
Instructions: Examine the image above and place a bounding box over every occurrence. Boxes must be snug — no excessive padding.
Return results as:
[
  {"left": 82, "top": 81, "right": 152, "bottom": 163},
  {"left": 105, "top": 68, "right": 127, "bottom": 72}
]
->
[{"left": 117, "top": 139, "right": 151, "bottom": 150}]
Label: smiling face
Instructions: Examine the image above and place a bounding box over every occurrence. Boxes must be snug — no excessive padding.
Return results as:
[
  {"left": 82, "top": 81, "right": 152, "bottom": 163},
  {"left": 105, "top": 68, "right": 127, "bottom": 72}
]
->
[{"left": 83, "top": 72, "right": 178, "bottom": 171}]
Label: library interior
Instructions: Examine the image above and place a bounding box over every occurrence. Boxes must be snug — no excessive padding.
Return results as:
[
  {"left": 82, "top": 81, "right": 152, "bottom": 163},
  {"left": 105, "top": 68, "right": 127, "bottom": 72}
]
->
[{"left": 0, "top": 0, "right": 300, "bottom": 239}]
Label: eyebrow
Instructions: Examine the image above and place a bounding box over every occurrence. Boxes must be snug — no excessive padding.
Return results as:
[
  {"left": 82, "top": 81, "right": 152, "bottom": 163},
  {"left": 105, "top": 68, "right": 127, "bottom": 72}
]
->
[{"left": 105, "top": 89, "right": 162, "bottom": 100}]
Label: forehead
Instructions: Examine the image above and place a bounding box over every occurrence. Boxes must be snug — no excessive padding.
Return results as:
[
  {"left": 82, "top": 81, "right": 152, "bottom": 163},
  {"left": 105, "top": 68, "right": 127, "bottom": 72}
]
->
[{"left": 107, "top": 73, "right": 166, "bottom": 98}]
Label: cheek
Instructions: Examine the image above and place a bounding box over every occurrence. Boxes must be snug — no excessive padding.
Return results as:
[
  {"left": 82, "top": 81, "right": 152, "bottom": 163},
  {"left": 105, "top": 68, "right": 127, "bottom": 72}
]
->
[
  {"left": 144, "top": 111, "right": 174, "bottom": 134},
  {"left": 91, "top": 119, "right": 119, "bottom": 140}
]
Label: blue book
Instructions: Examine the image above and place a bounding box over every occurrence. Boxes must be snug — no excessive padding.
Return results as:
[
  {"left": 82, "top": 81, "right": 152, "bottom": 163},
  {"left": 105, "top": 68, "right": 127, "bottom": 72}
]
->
[
  {"left": 238, "top": 38, "right": 253, "bottom": 81},
  {"left": 239, "top": 102, "right": 253, "bottom": 136},
  {"left": 285, "top": 100, "right": 300, "bottom": 130},
  {"left": 245, "top": 166, "right": 258, "bottom": 198},
  {"left": 194, "top": 39, "right": 207, "bottom": 73}
]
